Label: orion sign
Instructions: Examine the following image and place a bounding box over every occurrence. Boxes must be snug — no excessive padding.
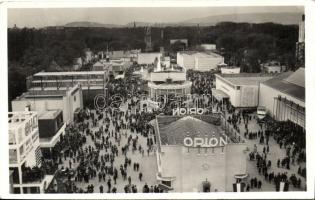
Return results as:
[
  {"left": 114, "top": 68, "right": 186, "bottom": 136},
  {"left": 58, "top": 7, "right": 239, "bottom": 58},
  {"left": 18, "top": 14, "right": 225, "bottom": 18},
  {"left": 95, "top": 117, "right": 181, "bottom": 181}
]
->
[
  {"left": 172, "top": 108, "right": 209, "bottom": 116},
  {"left": 183, "top": 135, "right": 228, "bottom": 148}
]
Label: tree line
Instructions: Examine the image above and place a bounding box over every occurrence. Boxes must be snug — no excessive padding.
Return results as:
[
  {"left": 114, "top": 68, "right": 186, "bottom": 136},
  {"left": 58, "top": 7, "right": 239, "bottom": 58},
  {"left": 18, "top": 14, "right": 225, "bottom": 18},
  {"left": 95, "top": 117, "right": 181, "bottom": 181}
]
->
[{"left": 7, "top": 22, "right": 299, "bottom": 110}]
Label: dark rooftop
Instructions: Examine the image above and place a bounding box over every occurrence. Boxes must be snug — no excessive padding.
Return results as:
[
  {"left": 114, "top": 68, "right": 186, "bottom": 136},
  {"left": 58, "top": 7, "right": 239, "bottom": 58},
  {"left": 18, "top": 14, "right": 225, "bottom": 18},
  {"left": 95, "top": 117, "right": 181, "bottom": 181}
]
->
[
  {"left": 154, "top": 115, "right": 222, "bottom": 146},
  {"left": 262, "top": 69, "right": 305, "bottom": 102}
]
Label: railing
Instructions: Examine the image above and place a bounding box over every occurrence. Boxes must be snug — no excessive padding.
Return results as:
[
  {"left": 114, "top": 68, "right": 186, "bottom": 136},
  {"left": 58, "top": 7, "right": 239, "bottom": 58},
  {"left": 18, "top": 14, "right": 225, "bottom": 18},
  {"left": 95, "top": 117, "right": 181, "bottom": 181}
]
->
[{"left": 220, "top": 112, "right": 246, "bottom": 143}]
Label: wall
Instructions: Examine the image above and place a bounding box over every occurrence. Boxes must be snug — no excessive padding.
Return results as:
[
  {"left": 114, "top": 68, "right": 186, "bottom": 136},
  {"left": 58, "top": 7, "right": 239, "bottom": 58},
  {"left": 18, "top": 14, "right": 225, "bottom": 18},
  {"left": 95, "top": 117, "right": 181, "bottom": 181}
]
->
[
  {"left": 259, "top": 83, "right": 304, "bottom": 115},
  {"left": 137, "top": 53, "right": 162, "bottom": 65},
  {"left": 259, "top": 83, "right": 305, "bottom": 127},
  {"left": 82, "top": 89, "right": 104, "bottom": 107},
  {"left": 221, "top": 68, "right": 241, "bottom": 74},
  {"left": 11, "top": 91, "right": 83, "bottom": 124},
  {"left": 215, "top": 77, "right": 240, "bottom": 107},
  {"left": 12, "top": 98, "right": 63, "bottom": 117},
  {"left": 240, "top": 85, "right": 259, "bottom": 107},
  {"left": 195, "top": 57, "right": 223, "bottom": 71},
  {"left": 224, "top": 143, "right": 247, "bottom": 192},
  {"left": 177, "top": 53, "right": 195, "bottom": 70},
  {"left": 266, "top": 66, "right": 281, "bottom": 73},
  {"left": 160, "top": 145, "right": 226, "bottom": 192},
  {"left": 150, "top": 72, "right": 186, "bottom": 82}
]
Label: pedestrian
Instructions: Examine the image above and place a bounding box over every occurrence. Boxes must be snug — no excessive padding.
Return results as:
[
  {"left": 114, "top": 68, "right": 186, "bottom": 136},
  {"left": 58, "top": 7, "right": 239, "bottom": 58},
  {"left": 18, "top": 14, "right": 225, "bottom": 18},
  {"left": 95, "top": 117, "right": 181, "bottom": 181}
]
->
[{"left": 139, "top": 172, "right": 143, "bottom": 181}]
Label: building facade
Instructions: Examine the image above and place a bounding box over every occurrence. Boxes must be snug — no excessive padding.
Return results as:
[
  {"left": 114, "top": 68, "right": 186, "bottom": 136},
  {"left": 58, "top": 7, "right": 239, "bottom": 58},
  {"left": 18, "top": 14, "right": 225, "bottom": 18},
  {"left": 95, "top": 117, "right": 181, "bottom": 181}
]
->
[
  {"left": 221, "top": 67, "right": 241, "bottom": 74},
  {"left": 259, "top": 68, "right": 305, "bottom": 129},
  {"left": 177, "top": 51, "right": 224, "bottom": 71},
  {"left": 152, "top": 115, "right": 247, "bottom": 192},
  {"left": 12, "top": 84, "right": 83, "bottom": 123},
  {"left": 26, "top": 71, "right": 108, "bottom": 106},
  {"left": 38, "top": 110, "right": 66, "bottom": 154},
  {"left": 214, "top": 74, "right": 273, "bottom": 108},
  {"left": 148, "top": 69, "right": 192, "bottom": 101},
  {"left": 137, "top": 53, "right": 162, "bottom": 65},
  {"left": 9, "top": 111, "right": 53, "bottom": 194}
]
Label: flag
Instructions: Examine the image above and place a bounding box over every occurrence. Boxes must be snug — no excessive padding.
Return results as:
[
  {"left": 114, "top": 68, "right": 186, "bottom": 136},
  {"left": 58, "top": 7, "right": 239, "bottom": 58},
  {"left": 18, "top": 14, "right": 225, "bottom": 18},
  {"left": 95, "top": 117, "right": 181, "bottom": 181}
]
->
[
  {"left": 276, "top": 181, "right": 289, "bottom": 192},
  {"left": 233, "top": 183, "right": 245, "bottom": 192}
]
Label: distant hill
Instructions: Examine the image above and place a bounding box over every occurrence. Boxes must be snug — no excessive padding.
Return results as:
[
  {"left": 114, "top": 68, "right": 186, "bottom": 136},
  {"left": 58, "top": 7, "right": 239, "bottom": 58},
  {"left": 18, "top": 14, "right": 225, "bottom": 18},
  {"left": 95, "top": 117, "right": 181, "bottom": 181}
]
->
[
  {"left": 180, "top": 12, "right": 302, "bottom": 26},
  {"left": 64, "top": 21, "right": 122, "bottom": 28},
  {"left": 63, "top": 12, "right": 302, "bottom": 28}
]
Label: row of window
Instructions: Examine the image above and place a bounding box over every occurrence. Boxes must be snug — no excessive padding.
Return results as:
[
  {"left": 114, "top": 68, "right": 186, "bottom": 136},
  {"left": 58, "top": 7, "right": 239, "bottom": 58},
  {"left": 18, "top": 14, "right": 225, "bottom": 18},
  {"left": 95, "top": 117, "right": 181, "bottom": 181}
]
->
[{"left": 186, "top": 147, "right": 225, "bottom": 154}]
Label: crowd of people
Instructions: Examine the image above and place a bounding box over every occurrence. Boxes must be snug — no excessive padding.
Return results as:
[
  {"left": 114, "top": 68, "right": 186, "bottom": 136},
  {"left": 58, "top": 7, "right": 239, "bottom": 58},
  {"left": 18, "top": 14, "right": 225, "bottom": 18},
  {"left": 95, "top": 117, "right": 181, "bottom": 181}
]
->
[
  {"left": 40, "top": 68, "right": 306, "bottom": 193},
  {"left": 244, "top": 113, "right": 306, "bottom": 191}
]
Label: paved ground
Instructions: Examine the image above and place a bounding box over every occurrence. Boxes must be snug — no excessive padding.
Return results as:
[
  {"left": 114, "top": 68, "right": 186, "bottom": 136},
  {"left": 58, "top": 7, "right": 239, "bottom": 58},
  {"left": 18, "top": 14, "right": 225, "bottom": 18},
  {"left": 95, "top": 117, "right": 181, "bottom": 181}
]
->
[
  {"left": 58, "top": 99, "right": 306, "bottom": 192},
  {"left": 232, "top": 112, "right": 306, "bottom": 191},
  {"left": 59, "top": 100, "right": 158, "bottom": 193}
]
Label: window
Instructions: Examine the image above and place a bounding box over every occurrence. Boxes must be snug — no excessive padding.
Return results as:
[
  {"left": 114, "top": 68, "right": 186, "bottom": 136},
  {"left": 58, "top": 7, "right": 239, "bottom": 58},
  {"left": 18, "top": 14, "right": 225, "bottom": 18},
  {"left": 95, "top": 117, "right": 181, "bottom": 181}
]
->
[
  {"left": 236, "top": 86, "right": 241, "bottom": 90},
  {"left": 30, "top": 187, "right": 40, "bottom": 193},
  {"left": 23, "top": 187, "right": 28, "bottom": 194},
  {"left": 162, "top": 180, "right": 172, "bottom": 187},
  {"left": 13, "top": 187, "right": 20, "bottom": 194},
  {"left": 74, "top": 96, "right": 76, "bottom": 102}
]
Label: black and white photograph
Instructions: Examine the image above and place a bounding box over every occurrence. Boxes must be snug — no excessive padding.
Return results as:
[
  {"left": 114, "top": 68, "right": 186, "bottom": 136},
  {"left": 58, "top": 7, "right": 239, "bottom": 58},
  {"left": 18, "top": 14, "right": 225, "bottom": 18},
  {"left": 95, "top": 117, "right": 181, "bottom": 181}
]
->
[{"left": 0, "top": 0, "right": 314, "bottom": 199}]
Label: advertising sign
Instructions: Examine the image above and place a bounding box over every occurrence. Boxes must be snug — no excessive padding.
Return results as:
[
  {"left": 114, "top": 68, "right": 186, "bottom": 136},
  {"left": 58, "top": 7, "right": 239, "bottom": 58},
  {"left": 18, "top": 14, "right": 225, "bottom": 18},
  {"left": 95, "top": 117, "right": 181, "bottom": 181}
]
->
[{"left": 183, "top": 135, "right": 228, "bottom": 148}]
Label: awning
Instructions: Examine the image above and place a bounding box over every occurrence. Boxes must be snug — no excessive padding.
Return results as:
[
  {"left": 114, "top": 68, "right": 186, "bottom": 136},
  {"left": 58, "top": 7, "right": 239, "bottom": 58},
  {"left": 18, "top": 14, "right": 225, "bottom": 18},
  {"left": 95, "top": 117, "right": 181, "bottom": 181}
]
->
[
  {"left": 211, "top": 89, "right": 229, "bottom": 101},
  {"left": 158, "top": 183, "right": 173, "bottom": 191},
  {"left": 234, "top": 173, "right": 248, "bottom": 179}
]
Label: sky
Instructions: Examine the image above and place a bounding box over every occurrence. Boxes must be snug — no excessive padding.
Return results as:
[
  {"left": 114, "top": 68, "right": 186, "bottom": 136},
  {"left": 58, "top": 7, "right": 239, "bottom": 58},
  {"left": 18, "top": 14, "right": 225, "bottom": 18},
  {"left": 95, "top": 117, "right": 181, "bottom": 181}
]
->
[{"left": 8, "top": 6, "right": 304, "bottom": 28}]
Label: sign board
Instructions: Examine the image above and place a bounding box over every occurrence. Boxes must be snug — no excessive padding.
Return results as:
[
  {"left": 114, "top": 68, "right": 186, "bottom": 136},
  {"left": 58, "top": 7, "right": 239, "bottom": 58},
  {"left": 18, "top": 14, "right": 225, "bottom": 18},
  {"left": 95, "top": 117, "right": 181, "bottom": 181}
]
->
[
  {"left": 183, "top": 135, "right": 228, "bottom": 148},
  {"left": 24, "top": 115, "right": 38, "bottom": 137},
  {"left": 173, "top": 108, "right": 208, "bottom": 116}
]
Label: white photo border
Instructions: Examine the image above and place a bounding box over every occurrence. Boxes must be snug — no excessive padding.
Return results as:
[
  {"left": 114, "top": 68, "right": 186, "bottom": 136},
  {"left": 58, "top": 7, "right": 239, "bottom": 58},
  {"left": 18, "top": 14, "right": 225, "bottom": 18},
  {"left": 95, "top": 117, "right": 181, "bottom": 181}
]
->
[{"left": 0, "top": 0, "right": 314, "bottom": 199}]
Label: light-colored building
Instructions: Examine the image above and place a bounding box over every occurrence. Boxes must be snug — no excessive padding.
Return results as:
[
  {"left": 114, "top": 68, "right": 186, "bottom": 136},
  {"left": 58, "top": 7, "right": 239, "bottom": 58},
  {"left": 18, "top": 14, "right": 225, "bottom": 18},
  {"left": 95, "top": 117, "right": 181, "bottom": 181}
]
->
[
  {"left": 92, "top": 61, "right": 105, "bottom": 71},
  {"left": 221, "top": 66, "right": 241, "bottom": 74},
  {"left": 9, "top": 111, "right": 54, "bottom": 193},
  {"left": 109, "top": 59, "right": 131, "bottom": 79},
  {"left": 152, "top": 115, "right": 247, "bottom": 192},
  {"left": 264, "top": 66, "right": 281, "bottom": 74},
  {"left": 26, "top": 71, "right": 109, "bottom": 106},
  {"left": 12, "top": 84, "right": 83, "bottom": 124},
  {"left": 262, "top": 61, "right": 284, "bottom": 74},
  {"left": 201, "top": 44, "right": 216, "bottom": 50},
  {"left": 137, "top": 52, "right": 162, "bottom": 65},
  {"left": 108, "top": 50, "right": 133, "bottom": 62},
  {"left": 148, "top": 66, "right": 192, "bottom": 101},
  {"left": 259, "top": 68, "right": 305, "bottom": 128},
  {"left": 214, "top": 74, "right": 273, "bottom": 108},
  {"left": 38, "top": 110, "right": 66, "bottom": 152},
  {"left": 177, "top": 51, "right": 224, "bottom": 71}
]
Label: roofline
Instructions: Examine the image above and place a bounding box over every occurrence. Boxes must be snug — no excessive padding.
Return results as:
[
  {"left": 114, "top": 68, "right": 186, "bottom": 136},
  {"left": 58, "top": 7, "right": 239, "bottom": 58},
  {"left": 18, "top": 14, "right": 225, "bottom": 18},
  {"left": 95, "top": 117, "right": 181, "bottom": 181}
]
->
[
  {"left": 260, "top": 82, "right": 305, "bottom": 103},
  {"left": 34, "top": 71, "right": 105, "bottom": 76}
]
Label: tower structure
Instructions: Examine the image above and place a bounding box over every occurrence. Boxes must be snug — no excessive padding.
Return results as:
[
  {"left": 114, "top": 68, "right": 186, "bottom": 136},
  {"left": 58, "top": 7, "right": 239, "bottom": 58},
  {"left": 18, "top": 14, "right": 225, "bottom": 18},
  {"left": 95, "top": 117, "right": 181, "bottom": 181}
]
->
[
  {"left": 144, "top": 26, "right": 152, "bottom": 52},
  {"left": 296, "top": 14, "right": 305, "bottom": 68}
]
